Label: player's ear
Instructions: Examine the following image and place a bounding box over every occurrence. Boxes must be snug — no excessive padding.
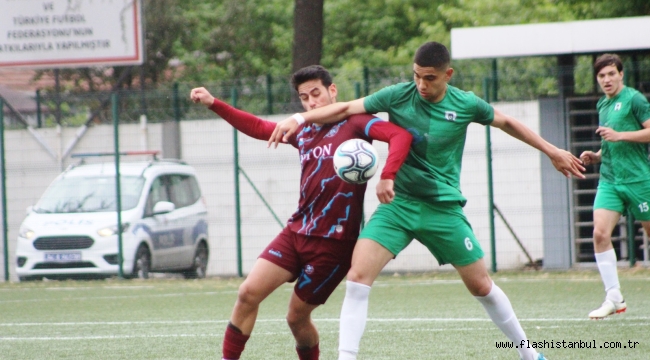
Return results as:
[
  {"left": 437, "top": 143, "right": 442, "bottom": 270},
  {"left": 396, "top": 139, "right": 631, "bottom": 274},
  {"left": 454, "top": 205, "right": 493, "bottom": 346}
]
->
[
  {"left": 445, "top": 67, "right": 454, "bottom": 81},
  {"left": 328, "top": 83, "right": 338, "bottom": 100}
]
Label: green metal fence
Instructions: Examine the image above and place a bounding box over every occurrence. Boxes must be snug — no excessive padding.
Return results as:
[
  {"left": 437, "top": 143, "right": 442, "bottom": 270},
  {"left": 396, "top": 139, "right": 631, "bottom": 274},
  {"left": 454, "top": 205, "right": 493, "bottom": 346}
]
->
[{"left": 2, "top": 62, "right": 650, "bottom": 281}]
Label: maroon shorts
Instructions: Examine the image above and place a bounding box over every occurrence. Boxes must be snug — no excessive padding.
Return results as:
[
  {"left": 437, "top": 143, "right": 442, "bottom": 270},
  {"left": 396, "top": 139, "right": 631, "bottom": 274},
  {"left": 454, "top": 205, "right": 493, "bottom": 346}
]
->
[{"left": 259, "top": 227, "right": 356, "bottom": 305}]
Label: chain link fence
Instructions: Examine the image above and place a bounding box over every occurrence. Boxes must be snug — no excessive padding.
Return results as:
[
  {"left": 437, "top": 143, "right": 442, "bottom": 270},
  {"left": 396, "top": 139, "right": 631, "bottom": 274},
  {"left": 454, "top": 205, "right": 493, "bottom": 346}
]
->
[{"left": 2, "top": 60, "right": 650, "bottom": 281}]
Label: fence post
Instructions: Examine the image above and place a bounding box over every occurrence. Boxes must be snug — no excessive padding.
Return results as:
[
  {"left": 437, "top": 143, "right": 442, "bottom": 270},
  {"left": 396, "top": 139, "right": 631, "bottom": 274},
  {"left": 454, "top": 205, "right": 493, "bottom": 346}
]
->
[
  {"left": 140, "top": 65, "right": 148, "bottom": 118},
  {"left": 363, "top": 67, "right": 369, "bottom": 96},
  {"left": 483, "top": 77, "right": 497, "bottom": 273},
  {"left": 491, "top": 59, "right": 498, "bottom": 102},
  {"left": 54, "top": 69, "right": 62, "bottom": 125},
  {"left": 631, "top": 55, "right": 640, "bottom": 89},
  {"left": 173, "top": 82, "right": 181, "bottom": 122},
  {"left": 231, "top": 87, "right": 243, "bottom": 277},
  {"left": 266, "top": 74, "right": 273, "bottom": 115},
  {"left": 354, "top": 82, "right": 361, "bottom": 99},
  {"left": 112, "top": 93, "right": 124, "bottom": 279},
  {"left": 627, "top": 214, "right": 636, "bottom": 267},
  {"left": 36, "top": 89, "right": 42, "bottom": 128},
  {"left": 0, "top": 98, "right": 8, "bottom": 281}
]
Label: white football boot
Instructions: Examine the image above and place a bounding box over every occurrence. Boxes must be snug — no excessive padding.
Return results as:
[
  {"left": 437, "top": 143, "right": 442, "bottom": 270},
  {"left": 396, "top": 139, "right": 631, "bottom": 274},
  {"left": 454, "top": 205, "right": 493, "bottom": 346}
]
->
[{"left": 588, "top": 299, "right": 626, "bottom": 319}]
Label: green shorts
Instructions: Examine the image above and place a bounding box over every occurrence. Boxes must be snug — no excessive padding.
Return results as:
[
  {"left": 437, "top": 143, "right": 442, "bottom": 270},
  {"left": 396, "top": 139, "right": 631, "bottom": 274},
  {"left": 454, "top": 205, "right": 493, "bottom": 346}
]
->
[
  {"left": 594, "top": 180, "right": 650, "bottom": 221},
  {"left": 359, "top": 196, "right": 484, "bottom": 266}
]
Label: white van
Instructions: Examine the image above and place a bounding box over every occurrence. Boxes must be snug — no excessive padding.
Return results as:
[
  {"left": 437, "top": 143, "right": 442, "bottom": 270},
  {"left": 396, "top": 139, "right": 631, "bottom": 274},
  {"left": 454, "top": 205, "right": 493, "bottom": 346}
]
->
[{"left": 15, "top": 159, "right": 209, "bottom": 281}]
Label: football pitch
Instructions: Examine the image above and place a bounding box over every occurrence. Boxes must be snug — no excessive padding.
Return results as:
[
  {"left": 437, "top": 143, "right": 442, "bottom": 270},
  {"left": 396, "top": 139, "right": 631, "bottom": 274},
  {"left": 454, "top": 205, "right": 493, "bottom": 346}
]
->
[{"left": 1, "top": 269, "right": 649, "bottom": 359}]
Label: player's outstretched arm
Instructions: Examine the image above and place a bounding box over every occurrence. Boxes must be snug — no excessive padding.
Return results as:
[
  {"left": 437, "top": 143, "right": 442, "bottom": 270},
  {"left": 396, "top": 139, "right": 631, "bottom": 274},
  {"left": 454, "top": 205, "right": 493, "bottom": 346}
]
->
[
  {"left": 580, "top": 150, "right": 601, "bottom": 166},
  {"left": 190, "top": 87, "right": 276, "bottom": 140},
  {"left": 491, "top": 107, "right": 585, "bottom": 179},
  {"left": 268, "top": 98, "right": 367, "bottom": 148},
  {"left": 190, "top": 87, "right": 215, "bottom": 107}
]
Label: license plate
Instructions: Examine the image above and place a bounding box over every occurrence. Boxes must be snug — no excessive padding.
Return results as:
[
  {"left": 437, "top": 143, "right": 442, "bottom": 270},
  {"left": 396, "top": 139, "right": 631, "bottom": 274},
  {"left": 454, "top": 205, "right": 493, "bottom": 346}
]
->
[{"left": 44, "top": 252, "right": 82, "bottom": 262}]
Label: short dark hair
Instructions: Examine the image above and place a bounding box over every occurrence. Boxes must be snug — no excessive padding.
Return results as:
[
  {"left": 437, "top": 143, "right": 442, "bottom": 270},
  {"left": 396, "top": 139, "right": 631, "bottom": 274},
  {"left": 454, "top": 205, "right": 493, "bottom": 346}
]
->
[
  {"left": 291, "top": 65, "right": 333, "bottom": 92},
  {"left": 414, "top": 42, "right": 450, "bottom": 69},
  {"left": 594, "top": 54, "right": 623, "bottom": 74}
]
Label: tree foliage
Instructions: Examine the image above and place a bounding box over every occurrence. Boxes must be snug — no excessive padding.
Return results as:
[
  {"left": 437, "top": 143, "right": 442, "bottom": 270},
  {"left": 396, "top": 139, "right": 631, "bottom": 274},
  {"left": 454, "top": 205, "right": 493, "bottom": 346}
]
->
[
  {"left": 172, "top": 0, "right": 650, "bottom": 87},
  {"left": 562, "top": 0, "right": 650, "bottom": 19},
  {"left": 174, "top": 0, "right": 293, "bottom": 84},
  {"left": 37, "top": 0, "right": 650, "bottom": 96}
]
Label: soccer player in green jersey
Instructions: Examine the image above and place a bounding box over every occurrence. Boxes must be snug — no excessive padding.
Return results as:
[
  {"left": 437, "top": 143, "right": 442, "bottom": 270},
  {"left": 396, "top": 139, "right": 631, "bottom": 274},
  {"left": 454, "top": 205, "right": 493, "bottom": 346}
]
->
[
  {"left": 580, "top": 53, "right": 650, "bottom": 320},
  {"left": 270, "top": 42, "right": 585, "bottom": 360}
]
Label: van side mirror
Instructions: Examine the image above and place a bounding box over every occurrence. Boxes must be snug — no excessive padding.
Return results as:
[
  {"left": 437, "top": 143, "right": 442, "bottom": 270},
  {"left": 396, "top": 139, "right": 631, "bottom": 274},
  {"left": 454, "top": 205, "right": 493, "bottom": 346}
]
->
[{"left": 152, "top": 201, "right": 175, "bottom": 215}]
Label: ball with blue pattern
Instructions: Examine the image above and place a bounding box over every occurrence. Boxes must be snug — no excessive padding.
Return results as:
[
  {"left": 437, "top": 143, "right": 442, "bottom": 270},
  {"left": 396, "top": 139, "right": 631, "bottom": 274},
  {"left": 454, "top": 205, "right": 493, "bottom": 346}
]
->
[{"left": 333, "top": 139, "right": 379, "bottom": 184}]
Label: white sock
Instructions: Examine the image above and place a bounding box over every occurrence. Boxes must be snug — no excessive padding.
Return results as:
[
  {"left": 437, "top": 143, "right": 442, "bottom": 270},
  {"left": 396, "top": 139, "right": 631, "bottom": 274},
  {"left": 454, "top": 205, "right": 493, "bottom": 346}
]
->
[
  {"left": 475, "top": 282, "right": 536, "bottom": 360},
  {"left": 595, "top": 249, "right": 623, "bottom": 302},
  {"left": 338, "top": 281, "right": 371, "bottom": 360}
]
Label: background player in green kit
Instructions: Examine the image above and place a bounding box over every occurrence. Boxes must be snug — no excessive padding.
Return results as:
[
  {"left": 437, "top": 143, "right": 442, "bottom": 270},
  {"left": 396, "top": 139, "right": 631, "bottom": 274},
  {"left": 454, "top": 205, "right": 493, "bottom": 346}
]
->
[
  {"left": 270, "top": 42, "right": 585, "bottom": 360},
  {"left": 580, "top": 53, "right": 650, "bottom": 320}
]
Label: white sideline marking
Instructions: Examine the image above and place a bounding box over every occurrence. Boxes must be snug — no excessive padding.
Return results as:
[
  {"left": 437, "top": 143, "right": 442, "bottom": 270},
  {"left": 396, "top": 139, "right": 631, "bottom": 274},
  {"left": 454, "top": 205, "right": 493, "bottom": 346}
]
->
[
  {"left": 2, "top": 316, "right": 650, "bottom": 327},
  {"left": 0, "top": 334, "right": 221, "bottom": 341},
  {"left": 0, "top": 320, "right": 230, "bottom": 327},
  {"left": 0, "top": 290, "right": 238, "bottom": 303},
  {"left": 0, "top": 285, "right": 157, "bottom": 292},
  {"left": 46, "top": 285, "right": 156, "bottom": 290},
  {"left": 3, "top": 322, "right": 650, "bottom": 341},
  {"left": 2, "top": 277, "right": 648, "bottom": 301},
  {"left": 372, "top": 277, "right": 650, "bottom": 287}
]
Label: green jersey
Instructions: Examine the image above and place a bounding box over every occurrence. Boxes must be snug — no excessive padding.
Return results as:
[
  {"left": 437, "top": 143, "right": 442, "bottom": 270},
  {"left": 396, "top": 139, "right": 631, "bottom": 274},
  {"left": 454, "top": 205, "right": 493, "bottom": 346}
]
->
[
  {"left": 597, "top": 86, "right": 650, "bottom": 184},
  {"left": 364, "top": 82, "right": 494, "bottom": 204}
]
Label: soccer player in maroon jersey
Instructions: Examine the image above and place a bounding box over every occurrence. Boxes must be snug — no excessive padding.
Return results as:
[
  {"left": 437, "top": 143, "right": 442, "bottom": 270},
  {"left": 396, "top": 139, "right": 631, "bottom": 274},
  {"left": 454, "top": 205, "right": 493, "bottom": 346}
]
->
[{"left": 190, "top": 65, "right": 412, "bottom": 360}]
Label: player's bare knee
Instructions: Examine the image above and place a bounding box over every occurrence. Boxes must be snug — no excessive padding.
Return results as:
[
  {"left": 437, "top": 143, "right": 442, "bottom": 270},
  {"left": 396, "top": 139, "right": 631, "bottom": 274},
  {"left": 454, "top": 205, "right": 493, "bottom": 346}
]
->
[
  {"left": 469, "top": 279, "right": 492, "bottom": 297},
  {"left": 345, "top": 267, "right": 370, "bottom": 284},
  {"left": 286, "top": 311, "right": 310, "bottom": 331},
  {"left": 475, "top": 283, "right": 492, "bottom": 297},
  {"left": 464, "top": 273, "right": 492, "bottom": 297},
  {"left": 592, "top": 228, "right": 611, "bottom": 246},
  {"left": 236, "top": 284, "right": 262, "bottom": 306}
]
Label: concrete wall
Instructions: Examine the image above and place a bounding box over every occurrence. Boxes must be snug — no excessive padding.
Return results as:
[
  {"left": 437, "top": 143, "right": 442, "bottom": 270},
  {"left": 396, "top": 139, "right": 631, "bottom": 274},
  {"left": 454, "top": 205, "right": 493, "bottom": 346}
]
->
[
  {"left": 1, "top": 101, "right": 554, "bottom": 280},
  {"left": 539, "top": 97, "right": 573, "bottom": 269}
]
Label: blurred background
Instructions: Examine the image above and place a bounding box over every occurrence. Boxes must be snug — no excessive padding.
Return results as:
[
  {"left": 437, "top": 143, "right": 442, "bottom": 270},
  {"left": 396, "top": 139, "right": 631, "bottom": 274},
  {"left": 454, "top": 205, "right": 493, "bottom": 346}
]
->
[{"left": 2, "top": 0, "right": 650, "bottom": 281}]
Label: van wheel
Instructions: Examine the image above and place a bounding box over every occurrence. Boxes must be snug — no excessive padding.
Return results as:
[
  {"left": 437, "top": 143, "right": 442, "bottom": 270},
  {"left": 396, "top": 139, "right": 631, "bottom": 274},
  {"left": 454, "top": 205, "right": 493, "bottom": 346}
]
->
[
  {"left": 183, "top": 242, "right": 208, "bottom": 279},
  {"left": 133, "top": 245, "right": 151, "bottom": 279}
]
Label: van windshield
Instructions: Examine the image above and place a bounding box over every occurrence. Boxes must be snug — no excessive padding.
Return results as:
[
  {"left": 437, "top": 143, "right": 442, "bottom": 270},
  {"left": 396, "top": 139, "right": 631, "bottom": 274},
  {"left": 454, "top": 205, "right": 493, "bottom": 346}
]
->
[{"left": 34, "top": 176, "right": 145, "bottom": 213}]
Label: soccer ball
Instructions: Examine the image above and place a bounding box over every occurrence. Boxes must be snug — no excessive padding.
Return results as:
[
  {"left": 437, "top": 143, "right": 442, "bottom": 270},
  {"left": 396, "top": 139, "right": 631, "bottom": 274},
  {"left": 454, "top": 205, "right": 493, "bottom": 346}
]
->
[{"left": 333, "top": 139, "right": 379, "bottom": 184}]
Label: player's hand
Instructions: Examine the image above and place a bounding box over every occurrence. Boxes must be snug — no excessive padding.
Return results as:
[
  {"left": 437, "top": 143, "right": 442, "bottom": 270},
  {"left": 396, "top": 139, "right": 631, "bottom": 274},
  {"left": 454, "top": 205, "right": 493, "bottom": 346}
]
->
[
  {"left": 190, "top": 87, "right": 215, "bottom": 107},
  {"left": 596, "top": 126, "right": 623, "bottom": 142},
  {"left": 549, "top": 148, "right": 586, "bottom": 179},
  {"left": 579, "top": 150, "right": 601, "bottom": 166},
  {"left": 376, "top": 179, "right": 395, "bottom": 204},
  {"left": 268, "top": 117, "right": 299, "bottom": 148}
]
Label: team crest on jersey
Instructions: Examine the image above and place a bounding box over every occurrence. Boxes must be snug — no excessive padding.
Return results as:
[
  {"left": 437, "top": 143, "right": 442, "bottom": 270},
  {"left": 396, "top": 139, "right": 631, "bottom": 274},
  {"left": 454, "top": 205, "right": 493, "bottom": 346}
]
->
[
  {"left": 325, "top": 120, "right": 346, "bottom": 137},
  {"left": 304, "top": 264, "right": 314, "bottom": 275},
  {"left": 614, "top": 102, "right": 622, "bottom": 111},
  {"left": 444, "top": 111, "right": 457, "bottom": 121}
]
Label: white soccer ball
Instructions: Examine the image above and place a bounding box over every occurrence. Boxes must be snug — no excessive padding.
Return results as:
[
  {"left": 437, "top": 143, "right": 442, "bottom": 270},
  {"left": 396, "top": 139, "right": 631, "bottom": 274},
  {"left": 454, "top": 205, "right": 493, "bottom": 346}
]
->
[{"left": 333, "top": 139, "right": 379, "bottom": 184}]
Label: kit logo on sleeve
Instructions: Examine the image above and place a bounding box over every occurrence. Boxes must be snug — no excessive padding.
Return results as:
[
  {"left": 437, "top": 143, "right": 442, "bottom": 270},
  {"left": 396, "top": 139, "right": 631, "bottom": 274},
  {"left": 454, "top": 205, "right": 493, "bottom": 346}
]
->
[{"left": 268, "top": 248, "right": 282, "bottom": 258}]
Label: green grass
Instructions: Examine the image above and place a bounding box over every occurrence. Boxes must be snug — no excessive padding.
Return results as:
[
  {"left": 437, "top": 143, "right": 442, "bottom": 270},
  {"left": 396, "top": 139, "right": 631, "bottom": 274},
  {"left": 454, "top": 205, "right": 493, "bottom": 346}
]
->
[{"left": 1, "top": 269, "right": 649, "bottom": 359}]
